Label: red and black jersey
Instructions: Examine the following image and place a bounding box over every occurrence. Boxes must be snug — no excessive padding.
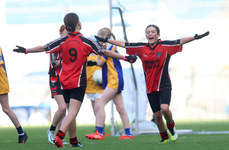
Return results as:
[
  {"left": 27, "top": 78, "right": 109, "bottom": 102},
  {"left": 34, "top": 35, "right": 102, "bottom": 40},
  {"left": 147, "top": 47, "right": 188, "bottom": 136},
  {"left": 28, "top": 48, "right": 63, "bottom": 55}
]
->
[
  {"left": 126, "top": 40, "right": 182, "bottom": 93},
  {"left": 44, "top": 31, "right": 104, "bottom": 90},
  {"left": 49, "top": 52, "right": 61, "bottom": 77}
]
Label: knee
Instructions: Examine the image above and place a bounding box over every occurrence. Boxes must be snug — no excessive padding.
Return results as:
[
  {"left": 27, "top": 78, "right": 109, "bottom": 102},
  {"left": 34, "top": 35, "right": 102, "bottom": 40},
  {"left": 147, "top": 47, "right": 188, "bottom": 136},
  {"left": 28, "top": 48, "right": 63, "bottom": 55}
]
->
[
  {"left": 2, "top": 106, "right": 11, "bottom": 114},
  {"left": 58, "top": 105, "right": 66, "bottom": 113},
  {"left": 60, "top": 105, "right": 66, "bottom": 111},
  {"left": 94, "top": 104, "right": 102, "bottom": 113},
  {"left": 161, "top": 105, "right": 169, "bottom": 114},
  {"left": 154, "top": 111, "right": 163, "bottom": 121},
  {"left": 115, "top": 105, "right": 124, "bottom": 114}
]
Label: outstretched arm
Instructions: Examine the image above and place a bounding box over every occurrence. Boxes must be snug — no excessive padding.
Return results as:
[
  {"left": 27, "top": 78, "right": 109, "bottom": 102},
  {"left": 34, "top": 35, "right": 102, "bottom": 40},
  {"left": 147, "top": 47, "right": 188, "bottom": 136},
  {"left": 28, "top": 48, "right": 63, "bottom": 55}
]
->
[
  {"left": 87, "top": 51, "right": 137, "bottom": 66},
  {"left": 180, "top": 31, "right": 210, "bottom": 45},
  {"left": 95, "top": 36, "right": 126, "bottom": 48},
  {"left": 104, "top": 50, "right": 124, "bottom": 59},
  {"left": 27, "top": 46, "right": 45, "bottom": 53},
  {"left": 107, "top": 40, "right": 126, "bottom": 48},
  {"left": 13, "top": 45, "right": 45, "bottom": 54},
  {"left": 104, "top": 50, "right": 137, "bottom": 63}
]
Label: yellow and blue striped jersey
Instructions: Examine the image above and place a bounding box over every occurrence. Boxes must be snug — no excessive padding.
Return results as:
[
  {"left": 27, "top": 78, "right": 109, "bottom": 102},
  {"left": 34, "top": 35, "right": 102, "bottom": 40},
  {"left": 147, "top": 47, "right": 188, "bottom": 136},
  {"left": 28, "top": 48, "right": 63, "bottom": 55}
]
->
[
  {"left": 0, "top": 47, "right": 9, "bottom": 94},
  {"left": 99, "top": 43, "right": 124, "bottom": 91},
  {"left": 86, "top": 54, "right": 104, "bottom": 94}
]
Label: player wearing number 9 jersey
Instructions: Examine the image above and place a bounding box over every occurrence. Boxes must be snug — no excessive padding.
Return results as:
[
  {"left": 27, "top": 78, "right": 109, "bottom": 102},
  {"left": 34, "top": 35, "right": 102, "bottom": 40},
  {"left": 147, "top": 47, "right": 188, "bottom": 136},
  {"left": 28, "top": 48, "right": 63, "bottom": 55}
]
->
[
  {"left": 13, "top": 12, "right": 137, "bottom": 148},
  {"left": 44, "top": 30, "right": 104, "bottom": 90}
]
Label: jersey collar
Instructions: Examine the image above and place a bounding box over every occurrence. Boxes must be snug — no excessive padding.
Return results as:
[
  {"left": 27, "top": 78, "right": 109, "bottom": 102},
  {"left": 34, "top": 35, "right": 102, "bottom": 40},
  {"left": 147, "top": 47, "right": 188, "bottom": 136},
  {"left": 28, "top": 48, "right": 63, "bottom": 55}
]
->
[
  {"left": 68, "top": 31, "right": 81, "bottom": 36},
  {"left": 147, "top": 39, "right": 161, "bottom": 51}
]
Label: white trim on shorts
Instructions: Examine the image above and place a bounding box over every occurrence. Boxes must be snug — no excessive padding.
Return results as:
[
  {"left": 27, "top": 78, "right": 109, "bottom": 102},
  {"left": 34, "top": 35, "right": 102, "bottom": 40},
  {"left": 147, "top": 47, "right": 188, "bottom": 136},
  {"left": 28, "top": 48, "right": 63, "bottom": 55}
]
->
[{"left": 86, "top": 93, "right": 102, "bottom": 101}]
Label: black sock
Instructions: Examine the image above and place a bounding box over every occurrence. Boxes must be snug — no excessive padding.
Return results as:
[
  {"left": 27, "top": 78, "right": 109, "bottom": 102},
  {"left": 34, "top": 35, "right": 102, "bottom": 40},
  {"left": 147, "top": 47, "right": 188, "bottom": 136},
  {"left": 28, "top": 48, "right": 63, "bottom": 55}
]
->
[
  {"left": 167, "top": 122, "right": 175, "bottom": 135},
  {"left": 50, "top": 125, "right": 56, "bottom": 131},
  {"left": 16, "top": 126, "right": 24, "bottom": 135},
  {"left": 160, "top": 131, "right": 168, "bottom": 140},
  {"left": 70, "top": 136, "right": 78, "bottom": 145},
  {"left": 56, "top": 130, "right": 65, "bottom": 139}
]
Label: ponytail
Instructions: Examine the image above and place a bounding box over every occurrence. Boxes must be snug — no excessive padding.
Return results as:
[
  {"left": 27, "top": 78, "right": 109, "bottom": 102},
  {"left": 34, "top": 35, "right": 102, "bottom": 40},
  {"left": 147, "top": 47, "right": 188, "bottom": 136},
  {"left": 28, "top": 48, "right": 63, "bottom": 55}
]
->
[
  {"left": 64, "top": 13, "right": 79, "bottom": 33},
  {"left": 66, "top": 25, "right": 75, "bottom": 32}
]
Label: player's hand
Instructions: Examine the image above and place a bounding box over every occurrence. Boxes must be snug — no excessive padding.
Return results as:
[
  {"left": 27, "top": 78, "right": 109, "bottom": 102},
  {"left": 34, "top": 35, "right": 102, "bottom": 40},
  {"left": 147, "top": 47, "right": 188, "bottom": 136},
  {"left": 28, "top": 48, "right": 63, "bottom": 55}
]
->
[
  {"left": 87, "top": 60, "right": 97, "bottom": 66},
  {"left": 48, "top": 68, "right": 56, "bottom": 77},
  {"left": 123, "top": 54, "right": 137, "bottom": 63},
  {"left": 194, "top": 31, "right": 210, "bottom": 40},
  {"left": 13, "top": 45, "right": 27, "bottom": 54},
  {"left": 95, "top": 36, "right": 108, "bottom": 42}
]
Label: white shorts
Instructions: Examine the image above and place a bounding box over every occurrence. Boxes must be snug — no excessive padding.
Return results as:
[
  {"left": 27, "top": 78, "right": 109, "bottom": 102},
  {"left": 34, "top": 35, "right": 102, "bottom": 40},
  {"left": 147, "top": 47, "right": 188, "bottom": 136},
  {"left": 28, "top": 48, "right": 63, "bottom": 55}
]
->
[{"left": 86, "top": 93, "right": 102, "bottom": 101}]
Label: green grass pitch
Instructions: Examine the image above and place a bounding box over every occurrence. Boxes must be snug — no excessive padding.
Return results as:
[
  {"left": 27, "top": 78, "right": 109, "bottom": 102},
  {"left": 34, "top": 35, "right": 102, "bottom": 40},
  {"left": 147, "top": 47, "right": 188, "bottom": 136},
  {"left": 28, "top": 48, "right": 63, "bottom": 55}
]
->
[{"left": 0, "top": 121, "right": 229, "bottom": 150}]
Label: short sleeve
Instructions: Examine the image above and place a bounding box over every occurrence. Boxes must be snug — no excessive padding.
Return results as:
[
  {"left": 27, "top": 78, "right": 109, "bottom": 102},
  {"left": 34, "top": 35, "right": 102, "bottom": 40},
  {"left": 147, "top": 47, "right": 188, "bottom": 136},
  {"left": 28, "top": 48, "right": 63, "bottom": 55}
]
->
[
  {"left": 44, "top": 36, "right": 67, "bottom": 53},
  {"left": 160, "top": 39, "right": 182, "bottom": 55},
  {"left": 80, "top": 36, "right": 105, "bottom": 56},
  {"left": 125, "top": 42, "right": 146, "bottom": 56}
]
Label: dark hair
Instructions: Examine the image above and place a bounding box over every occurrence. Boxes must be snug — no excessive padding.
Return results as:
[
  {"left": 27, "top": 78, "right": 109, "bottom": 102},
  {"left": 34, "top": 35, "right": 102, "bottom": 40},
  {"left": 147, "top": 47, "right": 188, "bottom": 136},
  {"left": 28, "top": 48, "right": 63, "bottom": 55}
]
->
[
  {"left": 64, "top": 13, "right": 79, "bottom": 32},
  {"left": 145, "top": 24, "right": 160, "bottom": 34}
]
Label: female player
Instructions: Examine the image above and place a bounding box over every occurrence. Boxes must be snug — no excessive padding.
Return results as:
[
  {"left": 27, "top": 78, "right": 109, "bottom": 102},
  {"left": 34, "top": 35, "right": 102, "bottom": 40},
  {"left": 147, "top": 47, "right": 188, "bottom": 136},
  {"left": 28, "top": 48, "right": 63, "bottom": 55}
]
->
[
  {"left": 47, "top": 25, "right": 68, "bottom": 145},
  {"left": 95, "top": 24, "right": 209, "bottom": 143},
  {"left": 86, "top": 28, "right": 134, "bottom": 140},
  {"left": 0, "top": 47, "right": 28, "bottom": 143},
  {"left": 85, "top": 53, "right": 104, "bottom": 116},
  {"left": 13, "top": 13, "right": 137, "bottom": 148},
  {"left": 85, "top": 54, "right": 110, "bottom": 136}
]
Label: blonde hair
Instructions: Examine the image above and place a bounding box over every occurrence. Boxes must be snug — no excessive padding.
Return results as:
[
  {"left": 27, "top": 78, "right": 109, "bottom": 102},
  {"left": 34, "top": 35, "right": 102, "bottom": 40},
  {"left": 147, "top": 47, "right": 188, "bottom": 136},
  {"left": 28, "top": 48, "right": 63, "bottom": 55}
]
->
[{"left": 97, "top": 27, "right": 116, "bottom": 40}]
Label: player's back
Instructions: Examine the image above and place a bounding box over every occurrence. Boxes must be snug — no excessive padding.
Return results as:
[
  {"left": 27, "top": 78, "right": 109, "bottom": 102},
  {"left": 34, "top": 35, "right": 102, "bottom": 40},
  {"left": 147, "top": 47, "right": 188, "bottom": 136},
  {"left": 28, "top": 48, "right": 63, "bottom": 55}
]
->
[
  {"left": 59, "top": 32, "right": 91, "bottom": 89},
  {"left": 45, "top": 31, "right": 104, "bottom": 90}
]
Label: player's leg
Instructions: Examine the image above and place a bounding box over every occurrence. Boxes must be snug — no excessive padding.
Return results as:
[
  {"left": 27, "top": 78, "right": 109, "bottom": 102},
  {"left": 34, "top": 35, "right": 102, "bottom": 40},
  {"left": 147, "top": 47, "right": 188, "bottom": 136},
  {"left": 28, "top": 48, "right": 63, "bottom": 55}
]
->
[
  {"left": 54, "top": 99, "right": 82, "bottom": 147},
  {"left": 68, "top": 119, "right": 82, "bottom": 147},
  {"left": 87, "top": 88, "right": 116, "bottom": 140},
  {"left": 113, "top": 92, "right": 134, "bottom": 139},
  {"left": 91, "top": 100, "right": 95, "bottom": 114},
  {"left": 54, "top": 87, "right": 85, "bottom": 147},
  {"left": 48, "top": 76, "right": 64, "bottom": 143},
  {"left": 148, "top": 92, "right": 168, "bottom": 144},
  {"left": 50, "top": 95, "right": 66, "bottom": 129},
  {"left": 88, "top": 93, "right": 96, "bottom": 116},
  {"left": 95, "top": 93, "right": 111, "bottom": 137},
  {"left": 160, "top": 89, "right": 178, "bottom": 142},
  {"left": 56, "top": 109, "right": 68, "bottom": 145},
  {"left": 0, "top": 93, "right": 20, "bottom": 127},
  {"left": 48, "top": 95, "right": 66, "bottom": 144},
  {"left": 0, "top": 93, "right": 28, "bottom": 143},
  {"left": 154, "top": 110, "right": 169, "bottom": 143},
  {"left": 95, "top": 88, "right": 116, "bottom": 126},
  {"left": 56, "top": 95, "right": 66, "bottom": 131},
  {"left": 85, "top": 94, "right": 97, "bottom": 138}
]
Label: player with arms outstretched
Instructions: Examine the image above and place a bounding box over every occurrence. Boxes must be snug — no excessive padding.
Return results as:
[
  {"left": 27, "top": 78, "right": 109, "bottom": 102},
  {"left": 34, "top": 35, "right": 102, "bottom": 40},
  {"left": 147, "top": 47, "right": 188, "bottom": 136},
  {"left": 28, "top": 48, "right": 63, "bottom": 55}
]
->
[
  {"left": 95, "top": 24, "right": 209, "bottom": 143},
  {"left": 13, "top": 13, "right": 137, "bottom": 148}
]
